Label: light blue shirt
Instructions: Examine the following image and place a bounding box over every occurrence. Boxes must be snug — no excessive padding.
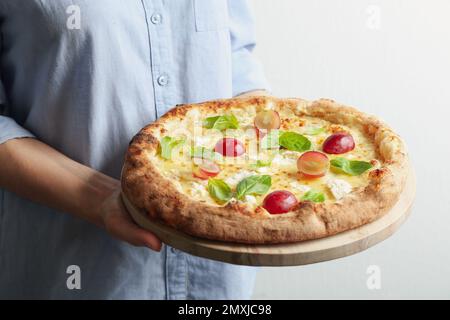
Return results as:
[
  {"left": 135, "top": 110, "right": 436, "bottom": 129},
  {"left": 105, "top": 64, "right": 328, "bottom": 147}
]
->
[{"left": 0, "top": 0, "right": 269, "bottom": 299}]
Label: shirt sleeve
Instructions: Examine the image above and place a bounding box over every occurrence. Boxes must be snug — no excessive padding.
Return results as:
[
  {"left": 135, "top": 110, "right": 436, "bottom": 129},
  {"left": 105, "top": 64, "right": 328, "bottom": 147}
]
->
[
  {"left": 228, "top": 0, "right": 270, "bottom": 96},
  {"left": 0, "top": 80, "right": 35, "bottom": 145}
]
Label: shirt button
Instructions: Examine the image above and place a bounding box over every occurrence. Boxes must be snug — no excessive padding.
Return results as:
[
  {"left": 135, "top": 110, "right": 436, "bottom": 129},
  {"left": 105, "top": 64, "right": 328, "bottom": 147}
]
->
[
  {"left": 150, "top": 13, "right": 162, "bottom": 25},
  {"left": 157, "top": 74, "right": 169, "bottom": 86},
  {"left": 170, "top": 247, "right": 177, "bottom": 254}
]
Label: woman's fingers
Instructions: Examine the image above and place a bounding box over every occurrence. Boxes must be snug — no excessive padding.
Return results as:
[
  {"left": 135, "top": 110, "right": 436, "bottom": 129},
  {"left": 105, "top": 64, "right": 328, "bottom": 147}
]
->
[
  {"left": 102, "top": 191, "right": 162, "bottom": 251},
  {"left": 107, "top": 213, "right": 162, "bottom": 251}
]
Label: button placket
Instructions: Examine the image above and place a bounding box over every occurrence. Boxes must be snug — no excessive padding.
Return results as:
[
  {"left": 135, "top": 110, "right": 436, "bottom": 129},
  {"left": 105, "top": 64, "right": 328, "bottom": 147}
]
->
[
  {"left": 141, "top": 0, "right": 173, "bottom": 118},
  {"left": 150, "top": 13, "right": 162, "bottom": 25},
  {"left": 166, "top": 246, "right": 187, "bottom": 299},
  {"left": 141, "top": 0, "right": 181, "bottom": 299},
  {"left": 157, "top": 74, "right": 169, "bottom": 86}
]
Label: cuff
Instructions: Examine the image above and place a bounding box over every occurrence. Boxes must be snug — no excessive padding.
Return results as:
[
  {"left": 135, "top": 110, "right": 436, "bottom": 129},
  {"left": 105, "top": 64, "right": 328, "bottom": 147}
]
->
[{"left": 0, "top": 116, "right": 35, "bottom": 145}]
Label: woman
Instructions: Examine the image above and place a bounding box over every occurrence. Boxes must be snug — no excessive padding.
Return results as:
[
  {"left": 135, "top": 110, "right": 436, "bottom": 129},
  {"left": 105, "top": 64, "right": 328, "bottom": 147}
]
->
[{"left": 0, "top": 0, "right": 269, "bottom": 299}]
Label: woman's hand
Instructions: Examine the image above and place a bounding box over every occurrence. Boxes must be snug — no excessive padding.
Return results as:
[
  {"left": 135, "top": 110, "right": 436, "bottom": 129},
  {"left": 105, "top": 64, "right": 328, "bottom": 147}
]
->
[
  {"left": 99, "top": 189, "right": 162, "bottom": 251},
  {"left": 235, "top": 89, "right": 270, "bottom": 98},
  {"left": 0, "top": 138, "right": 162, "bottom": 251}
]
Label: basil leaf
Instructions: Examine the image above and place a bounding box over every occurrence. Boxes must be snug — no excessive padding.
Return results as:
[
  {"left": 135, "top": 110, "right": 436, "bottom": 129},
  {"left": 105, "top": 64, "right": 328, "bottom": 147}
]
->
[
  {"left": 236, "top": 175, "right": 271, "bottom": 200},
  {"left": 159, "top": 136, "right": 185, "bottom": 160},
  {"left": 330, "top": 157, "right": 373, "bottom": 176},
  {"left": 255, "top": 159, "right": 272, "bottom": 167},
  {"left": 248, "top": 159, "right": 272, "bottom": 170},
  {"left": 207, "top": 179, "right": 232, "bottom": 204},
  {"left": 304, "top": 127, "right": 326, "bottom": 136},
  {"left": 190, "top": 146, "right": 222, "bottom": 161},
  {"left": 203, "top": 115, "right": 239, "bottom": 130},
  {"left": 260, "top": 130, "right": 281, "bottom": 149},
  {"left": 302, "top": 190, "right": 325, "bottom": 203},
  {"left": 279, "top": 131, "right": 312, "bottom": 152}
]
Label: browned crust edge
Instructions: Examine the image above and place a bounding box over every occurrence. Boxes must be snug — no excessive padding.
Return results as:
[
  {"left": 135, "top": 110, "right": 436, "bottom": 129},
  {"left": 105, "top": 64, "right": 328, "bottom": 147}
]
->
[{"left": 121, "top": 97, "right": 409, "bottom": 244}]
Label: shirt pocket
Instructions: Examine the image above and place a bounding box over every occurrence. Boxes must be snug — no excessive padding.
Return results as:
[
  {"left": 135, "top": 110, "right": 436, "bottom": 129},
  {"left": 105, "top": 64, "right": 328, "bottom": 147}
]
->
[{"left": 194, "top": 0, "right": 229, "bottom": 32}]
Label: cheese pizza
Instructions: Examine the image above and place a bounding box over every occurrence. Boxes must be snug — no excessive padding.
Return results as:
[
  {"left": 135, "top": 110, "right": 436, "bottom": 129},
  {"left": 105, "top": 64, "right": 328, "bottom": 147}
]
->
[{"left": 121, "top": 97, "right": 408, "bottom": 244}]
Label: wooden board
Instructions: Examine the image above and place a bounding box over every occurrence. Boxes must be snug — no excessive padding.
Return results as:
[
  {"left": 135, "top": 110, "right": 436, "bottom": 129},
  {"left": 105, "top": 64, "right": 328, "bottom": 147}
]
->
[{"left": 121, "top": 165, "right": 416, "bottom": 266}]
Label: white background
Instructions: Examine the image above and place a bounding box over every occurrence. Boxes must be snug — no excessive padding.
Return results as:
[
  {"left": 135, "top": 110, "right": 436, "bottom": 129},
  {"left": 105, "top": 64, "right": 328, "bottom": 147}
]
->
[{"left": 249, "top": 0, "right": 450, "bottom": 299}]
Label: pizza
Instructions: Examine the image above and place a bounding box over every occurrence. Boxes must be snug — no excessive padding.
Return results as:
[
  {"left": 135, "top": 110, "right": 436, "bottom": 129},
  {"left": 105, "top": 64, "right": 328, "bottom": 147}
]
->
[{"left": 121, "top": 96, "right": 409, "bottom": 244}]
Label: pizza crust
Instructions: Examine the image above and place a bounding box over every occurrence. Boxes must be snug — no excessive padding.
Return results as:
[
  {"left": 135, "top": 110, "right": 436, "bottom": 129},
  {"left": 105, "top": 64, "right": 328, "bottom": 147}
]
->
[{"left": 121, "top": 97, "right": 409, "bottom": 244}]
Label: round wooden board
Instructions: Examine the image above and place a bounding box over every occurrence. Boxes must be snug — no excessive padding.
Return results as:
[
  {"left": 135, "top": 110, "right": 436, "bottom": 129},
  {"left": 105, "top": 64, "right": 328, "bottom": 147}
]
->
[{"left": 122, "top": 165, "right": 415, "bottom": 266}]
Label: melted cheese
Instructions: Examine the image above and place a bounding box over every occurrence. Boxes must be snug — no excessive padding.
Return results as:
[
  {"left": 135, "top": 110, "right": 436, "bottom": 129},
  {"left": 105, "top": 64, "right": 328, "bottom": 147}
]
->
[
  {"left": 327, "top": 178, "right": 352, "bottom": 200},
  {"left": 243, "top": 195, "right": 258, "bottom": 206},
  {"left": 225, "top": 170, "right": 254, "bottom": 186},
  {"left": 149, "top": 105, "right": 378, "bottom": 207},
  {"left": 190, "top": 182, "right": 208, "bottom": 198}
]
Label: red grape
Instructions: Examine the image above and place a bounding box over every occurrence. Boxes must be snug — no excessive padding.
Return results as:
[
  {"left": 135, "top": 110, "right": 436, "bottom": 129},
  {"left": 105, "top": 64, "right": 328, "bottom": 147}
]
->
[
  {"left": 322, "top": 132, "right": 355, "bottom": 154},
  {"left": 297, "top": 151, "right": 329, "bottom": 178},
  {"left": 214, "top": 138, "right": 245, "bottom": 157},
  {"left": 254, "top": 110, "right": 281, "bottom": 130},
  {"left": 193, "top": 158, "right": 220, "bottom": 179},
  {"left": 263, "top": 190, "right": 298, "bottom": 214}
]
